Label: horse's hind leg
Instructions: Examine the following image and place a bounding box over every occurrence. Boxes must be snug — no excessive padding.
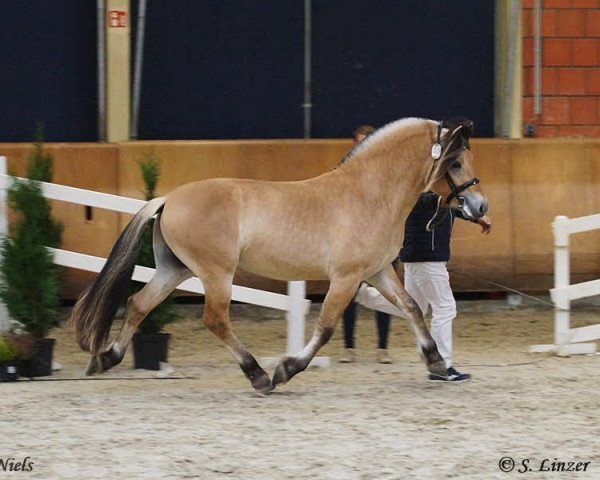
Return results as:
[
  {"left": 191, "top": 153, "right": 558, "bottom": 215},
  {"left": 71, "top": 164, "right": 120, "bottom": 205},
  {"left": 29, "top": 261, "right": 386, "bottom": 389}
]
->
[
  {"left": 272, "top": 275, "right": 361, "bottom": 390},
  {"left": 366, "top": 264, "right": 446, "bottom": 377},
  {"left": 200, "top": 272, "right": 272, "bottom": 392},
  {"left": 87, "top": 219, "right": 193, "bottom": 375}
]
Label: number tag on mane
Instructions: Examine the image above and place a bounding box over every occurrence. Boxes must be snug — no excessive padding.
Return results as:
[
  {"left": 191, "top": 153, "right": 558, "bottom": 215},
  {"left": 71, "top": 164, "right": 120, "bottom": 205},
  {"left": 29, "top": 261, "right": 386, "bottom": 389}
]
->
[{"left": 431, "top": 143, "right": 442, "bottom": 160}]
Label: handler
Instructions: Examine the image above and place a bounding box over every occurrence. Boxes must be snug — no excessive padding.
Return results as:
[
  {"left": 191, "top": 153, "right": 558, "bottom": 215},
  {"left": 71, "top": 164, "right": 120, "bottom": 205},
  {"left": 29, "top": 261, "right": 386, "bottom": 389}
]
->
[{"left": 356, "top": 191, "right": 491, "bottom": 382}]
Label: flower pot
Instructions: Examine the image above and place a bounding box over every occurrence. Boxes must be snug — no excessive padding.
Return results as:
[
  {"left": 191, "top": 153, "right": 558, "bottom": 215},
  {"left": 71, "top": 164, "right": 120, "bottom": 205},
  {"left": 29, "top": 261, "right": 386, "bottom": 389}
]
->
[
  {"left": 18, "top": 337, "right": 55, "bottom": 378},
  {"left": 0, "top": 361, "right": 19, "bottom": 382},
  {"left": 132, "top": 332, "right": 170, "bottom": 371}
]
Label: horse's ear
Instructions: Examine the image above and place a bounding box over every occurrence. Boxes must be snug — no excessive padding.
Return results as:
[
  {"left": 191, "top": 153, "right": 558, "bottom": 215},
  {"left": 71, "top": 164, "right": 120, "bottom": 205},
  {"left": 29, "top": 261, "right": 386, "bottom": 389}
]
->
[
  {"left": 458, "top": 118, "right": 474, "bottom": 139},
  {"left": 444, "top": 117, "right": 474, "bottom": 139}
]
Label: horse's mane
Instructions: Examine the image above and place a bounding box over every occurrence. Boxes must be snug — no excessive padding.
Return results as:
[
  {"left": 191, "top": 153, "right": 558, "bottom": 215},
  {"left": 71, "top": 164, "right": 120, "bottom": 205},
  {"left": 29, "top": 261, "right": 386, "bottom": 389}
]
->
[
  {"left": 338, "top": 116, "right": 474, "bottom": 193},
  {"left": 339, "top": 117, "right": 427, "bottom": 166}
]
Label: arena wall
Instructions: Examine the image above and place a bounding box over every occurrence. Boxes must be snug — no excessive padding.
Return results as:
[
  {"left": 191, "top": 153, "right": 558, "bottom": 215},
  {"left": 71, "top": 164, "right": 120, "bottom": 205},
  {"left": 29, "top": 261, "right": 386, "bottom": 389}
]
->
[{"left": 1, "top": 138, "right": 599, "bottom": 297}]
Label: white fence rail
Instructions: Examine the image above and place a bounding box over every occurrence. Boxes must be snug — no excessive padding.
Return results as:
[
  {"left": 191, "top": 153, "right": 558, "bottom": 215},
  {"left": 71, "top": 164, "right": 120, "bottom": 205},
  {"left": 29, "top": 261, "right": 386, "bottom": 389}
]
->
[
  {"left": 0, "top": 156, "right": 314, "bottom": 357},
  {"left": 531, "top": 214, "right": 600, "bottom": 356}
]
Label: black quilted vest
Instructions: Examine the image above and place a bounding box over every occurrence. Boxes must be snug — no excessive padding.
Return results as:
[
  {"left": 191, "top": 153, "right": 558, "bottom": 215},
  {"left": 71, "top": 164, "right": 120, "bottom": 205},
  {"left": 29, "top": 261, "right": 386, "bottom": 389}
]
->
[{"left": 399, "top": 192, "right": 455, "bottom": 263}]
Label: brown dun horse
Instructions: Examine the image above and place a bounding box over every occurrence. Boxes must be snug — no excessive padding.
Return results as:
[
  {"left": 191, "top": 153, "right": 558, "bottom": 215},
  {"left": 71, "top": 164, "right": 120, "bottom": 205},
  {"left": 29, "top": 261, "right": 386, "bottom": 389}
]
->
[{"left": 71, "top": 117, "right": 488, "bottom": 392}]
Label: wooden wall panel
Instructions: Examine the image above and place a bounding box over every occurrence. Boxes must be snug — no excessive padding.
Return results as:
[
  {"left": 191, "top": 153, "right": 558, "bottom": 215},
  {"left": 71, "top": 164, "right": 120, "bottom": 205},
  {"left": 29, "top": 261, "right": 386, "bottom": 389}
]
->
[
  {"left": 452, "top": 138, "right": 600, "bottom": 291},
  {"left": 511, "top": 140, "right": 600, "bottom": 290},
  {"left": 117, "top": 140, "right": 351, "bottom": 200}
]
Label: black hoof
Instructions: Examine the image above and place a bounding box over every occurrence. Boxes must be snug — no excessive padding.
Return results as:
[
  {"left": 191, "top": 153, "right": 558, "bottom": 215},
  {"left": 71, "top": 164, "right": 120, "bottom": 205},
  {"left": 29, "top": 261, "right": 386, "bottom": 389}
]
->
[
  {"left": 252, "top": 372, "right": 273, "bottom": 393},
  {"left": 271, "top": 362, "right": 289, "bottom": 389},
  {"left": 85, "top": 355, "right": 102, "bottom": 376},
  {"left": 427, "top": 360, "right": 447, "bottom": 377},
  {"left": 85, "top": 344, "right": 123, "bottom": 375},
  {"left": 271, "top": 356, "right": 306, "bottom": 390},
  {"left": 421, "top": 343, "right": 447, "bottom": 377},
  {"left": 240, "top": 354, "right": 272, "bottom": 392},
  {"left": 101, "top": 344, "right": 124, "bottom": 371}
]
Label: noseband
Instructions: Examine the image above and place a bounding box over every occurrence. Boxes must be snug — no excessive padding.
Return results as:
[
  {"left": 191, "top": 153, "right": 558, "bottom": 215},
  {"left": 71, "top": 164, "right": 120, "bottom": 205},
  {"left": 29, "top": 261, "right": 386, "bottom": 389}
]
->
[
  {"left": 444, "top": 173, "right": 479, "bottom": 203},
  {"left": 432, "top": 122, "right": 479, "bottom": 203}
]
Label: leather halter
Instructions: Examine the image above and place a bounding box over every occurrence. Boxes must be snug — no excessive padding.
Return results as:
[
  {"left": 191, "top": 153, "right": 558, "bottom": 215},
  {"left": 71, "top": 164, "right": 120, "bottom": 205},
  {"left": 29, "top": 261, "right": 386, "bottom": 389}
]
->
[
  {"left": 425, "top": 121, "right": 481, "bottom": 231},
  {"left": 432, "top": 122, "right": 480, "bottom": 203},
  {"left": 444, "top": 173, "right": 479, "bottom": 204}
]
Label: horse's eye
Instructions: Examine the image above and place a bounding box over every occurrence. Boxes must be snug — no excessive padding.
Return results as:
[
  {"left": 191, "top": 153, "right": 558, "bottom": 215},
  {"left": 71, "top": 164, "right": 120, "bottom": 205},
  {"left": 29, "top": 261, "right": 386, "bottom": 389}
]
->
[{"left": 451, "top": 161, "right": 462, "bottom": 170}]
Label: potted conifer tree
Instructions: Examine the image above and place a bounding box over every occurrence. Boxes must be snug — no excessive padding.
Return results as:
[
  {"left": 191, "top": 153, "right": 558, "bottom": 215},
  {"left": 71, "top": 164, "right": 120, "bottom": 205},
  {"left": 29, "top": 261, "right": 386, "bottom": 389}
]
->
[
  {"left": 0, "top": 336, "right": 19, "bottom": 382},
  {"left": 0, "top": 321, "right": 35, "bottom": 382},
  {"left": 131, "top": 154, "right": 179, "bottom": 370},
  {"left": 0, "top": 139, "right": 63, "bottom": 377}
]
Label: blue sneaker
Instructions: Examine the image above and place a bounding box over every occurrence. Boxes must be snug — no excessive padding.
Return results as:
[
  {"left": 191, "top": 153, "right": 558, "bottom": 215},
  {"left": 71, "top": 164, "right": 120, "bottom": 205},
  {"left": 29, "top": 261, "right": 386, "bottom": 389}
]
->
[{"left": 428, "top": 366, "right": 471, "bottom": 383}]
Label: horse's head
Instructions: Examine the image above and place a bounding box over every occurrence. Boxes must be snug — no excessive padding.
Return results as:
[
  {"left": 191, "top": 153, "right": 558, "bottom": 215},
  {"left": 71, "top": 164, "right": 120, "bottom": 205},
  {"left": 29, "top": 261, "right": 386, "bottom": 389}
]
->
[{"left": 426, "top": 118, "right": 488, "bottom": 222}]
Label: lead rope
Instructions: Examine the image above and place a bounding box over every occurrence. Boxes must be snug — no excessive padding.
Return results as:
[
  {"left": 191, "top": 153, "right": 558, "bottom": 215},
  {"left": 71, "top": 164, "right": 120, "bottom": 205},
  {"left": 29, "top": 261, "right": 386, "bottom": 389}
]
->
[
  {"left": 447, "top": 268, "right": 555, "bottom": 308},
  {"left": 425, "top": 194, "right": 447, "bottom": 232}
]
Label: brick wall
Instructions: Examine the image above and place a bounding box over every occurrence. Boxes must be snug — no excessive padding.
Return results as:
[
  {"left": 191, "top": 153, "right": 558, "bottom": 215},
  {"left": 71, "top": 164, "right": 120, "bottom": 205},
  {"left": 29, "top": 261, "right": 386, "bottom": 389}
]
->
[{"left": 522, "top": 0, "right": 600, "bottom": 137}]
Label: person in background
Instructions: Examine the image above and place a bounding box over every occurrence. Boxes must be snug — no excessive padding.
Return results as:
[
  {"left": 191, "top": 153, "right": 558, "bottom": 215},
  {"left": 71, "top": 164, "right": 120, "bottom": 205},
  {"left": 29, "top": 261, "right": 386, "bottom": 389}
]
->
[{"left": 339, "top": 125, "right": 393, "bottom": 364}]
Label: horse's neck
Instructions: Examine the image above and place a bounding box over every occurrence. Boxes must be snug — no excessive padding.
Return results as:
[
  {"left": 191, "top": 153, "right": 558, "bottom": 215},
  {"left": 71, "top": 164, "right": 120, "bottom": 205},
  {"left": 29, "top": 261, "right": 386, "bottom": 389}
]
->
[
  {"left": 323, "top": 131, "right": 432, "bottom": 253},
  {"left": 340, "top": 133, "right": 431, "bottom": 212}
]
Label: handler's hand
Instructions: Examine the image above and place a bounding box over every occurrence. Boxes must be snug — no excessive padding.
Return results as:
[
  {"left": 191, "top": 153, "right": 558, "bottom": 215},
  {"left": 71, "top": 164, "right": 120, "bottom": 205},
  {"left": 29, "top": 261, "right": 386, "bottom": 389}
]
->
[{"left": 478, "top": 215, "right": 491, "bottom": 234}]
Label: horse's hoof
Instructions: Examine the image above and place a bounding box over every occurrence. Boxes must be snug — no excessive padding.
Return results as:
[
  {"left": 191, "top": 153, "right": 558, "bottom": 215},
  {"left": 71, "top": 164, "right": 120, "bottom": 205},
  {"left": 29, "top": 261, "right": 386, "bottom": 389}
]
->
[
  {"left": 85, "top": 355, "right": 102, "bottom": 376},
  {"left": 240, "top": 354, "right": 272, "bottom": 392},
  {"left": 421, "top": 342, "right": 446, "bottom": 376},
  {"left": 427, "top": 360, "right": 447, "bottom": 377},
  {"left": 272, "top": 356, "right": 298, "bottom": 388},
  {"left": 251, "top": 371, "right": 273, "bottom": 393},
  {"left": 100, "top": 343, "right": 124, "bottom": 371},
  {"left": 271, "top": 356, "right": 307, "bottom": 389},
  {"left": 271, "top": 362, "right": 289, "bottom": 390},
  {"left": 85, "top": 344, "right": 123, "bottom": 376}
]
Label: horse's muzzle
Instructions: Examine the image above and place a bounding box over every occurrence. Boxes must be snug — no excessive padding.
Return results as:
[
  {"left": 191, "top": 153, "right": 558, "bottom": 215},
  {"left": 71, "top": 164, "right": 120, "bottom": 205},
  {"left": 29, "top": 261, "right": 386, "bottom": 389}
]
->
[{"left": 457, "top": 192, "right": 488, "bottom": 220}]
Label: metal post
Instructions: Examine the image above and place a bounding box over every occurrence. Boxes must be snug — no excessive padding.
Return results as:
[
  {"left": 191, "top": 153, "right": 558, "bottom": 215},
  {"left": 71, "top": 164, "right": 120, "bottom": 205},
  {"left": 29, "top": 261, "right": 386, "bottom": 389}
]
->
[
  {"left": 533, "top": 0, "right": 542, "bottom": 116},
  {"left": 131, "top": 0, "right": 147, "bottom": 139},
  {"left": 302, "top": 0, "right": 312, "bottom": 139},
  {"left": 97, "top": 0, "right": 107, "bottom": 142},
  {"left": 502, "top": 0, "right": 520, "bottom": 137},
  {"left": 0, "top": 157, "right": 11, "bottom": 332}
]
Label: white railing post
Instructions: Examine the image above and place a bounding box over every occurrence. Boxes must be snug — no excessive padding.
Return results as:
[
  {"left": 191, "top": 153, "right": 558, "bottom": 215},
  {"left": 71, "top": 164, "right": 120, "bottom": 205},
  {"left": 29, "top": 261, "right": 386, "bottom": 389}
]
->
[
  {"left": 532, "top": 214, "right": 599, "bottom": 355},
  {"left": 0, "top": 157, "right": 10, "bottom": 332},
  {"left": 286, "top": 280, "right": 306, "bottom": 355},
  {"left": 553, "top": 215, "right": 571, "bottom": 355}
]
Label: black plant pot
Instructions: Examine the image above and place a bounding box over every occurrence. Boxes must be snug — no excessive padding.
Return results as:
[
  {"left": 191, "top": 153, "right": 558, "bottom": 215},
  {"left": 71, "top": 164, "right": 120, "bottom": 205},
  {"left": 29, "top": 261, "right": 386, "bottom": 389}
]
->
[
  {"left": 132, "top": 332, "right": 170, "bottom": 371},
  {"left": 18, "top": 337, "right": 55, "bottom": 378},
  {"left": 0, "top": 361, "right": 19, "bottom": 382}
]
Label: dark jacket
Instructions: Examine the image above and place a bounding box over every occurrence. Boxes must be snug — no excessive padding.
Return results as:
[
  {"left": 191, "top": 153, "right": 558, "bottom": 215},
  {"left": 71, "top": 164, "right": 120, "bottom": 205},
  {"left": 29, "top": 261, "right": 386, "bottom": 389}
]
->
[{"left": 399, "top": 192, "right": 472, "bottom": 263}]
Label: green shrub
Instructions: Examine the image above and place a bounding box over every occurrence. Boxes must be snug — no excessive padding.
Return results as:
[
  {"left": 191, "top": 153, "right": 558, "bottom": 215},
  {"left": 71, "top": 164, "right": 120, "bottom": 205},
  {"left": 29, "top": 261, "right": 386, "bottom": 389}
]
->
[
  {"left": 0, "top": 337, "right": 17, "bottom": 362},
  {"left": 0, "top": 140, "right": 63, "bottom": 338}
]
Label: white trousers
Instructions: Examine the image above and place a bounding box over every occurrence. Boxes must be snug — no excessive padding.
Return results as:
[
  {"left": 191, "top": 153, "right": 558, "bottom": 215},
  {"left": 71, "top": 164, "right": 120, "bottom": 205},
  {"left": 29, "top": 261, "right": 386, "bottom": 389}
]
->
[
  {"left": 354, "top": 262, "right": 456, "bottom": 368},
  {"left": 404, "top": 262, "right": 456, "bottom": 368}
]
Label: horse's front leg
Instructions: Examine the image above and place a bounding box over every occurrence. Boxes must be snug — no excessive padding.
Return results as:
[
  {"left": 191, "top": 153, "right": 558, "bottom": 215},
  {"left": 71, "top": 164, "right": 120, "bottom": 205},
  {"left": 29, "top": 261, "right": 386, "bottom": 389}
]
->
[
  {"left": 366, "top": 264, "right": 447, "bottom": 377},
  {"left": 271, "top": 275, "right": 361, "bottom": 390}
]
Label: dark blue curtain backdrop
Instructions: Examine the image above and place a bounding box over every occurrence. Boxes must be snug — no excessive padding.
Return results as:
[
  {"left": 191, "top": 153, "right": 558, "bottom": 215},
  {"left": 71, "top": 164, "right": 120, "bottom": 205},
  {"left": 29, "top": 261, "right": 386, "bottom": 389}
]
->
[
  {"left": 135, "top": 0, "right": 305, "bottom": 139},
  {"left": 0, "top": 1, "right": 494, "bottom": 141},
  {"left": 0, "top": 1, "right": 98, "bottom": 142},
  {"left": 312, "top": 0, "right": 495, "bottom": 137}
]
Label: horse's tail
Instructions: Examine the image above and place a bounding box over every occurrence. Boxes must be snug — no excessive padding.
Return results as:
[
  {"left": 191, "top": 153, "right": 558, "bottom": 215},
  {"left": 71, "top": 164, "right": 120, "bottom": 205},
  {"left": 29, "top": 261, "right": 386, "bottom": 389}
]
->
[{"left": 71, "top": 197, "right": 166, "bottom": 354}]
